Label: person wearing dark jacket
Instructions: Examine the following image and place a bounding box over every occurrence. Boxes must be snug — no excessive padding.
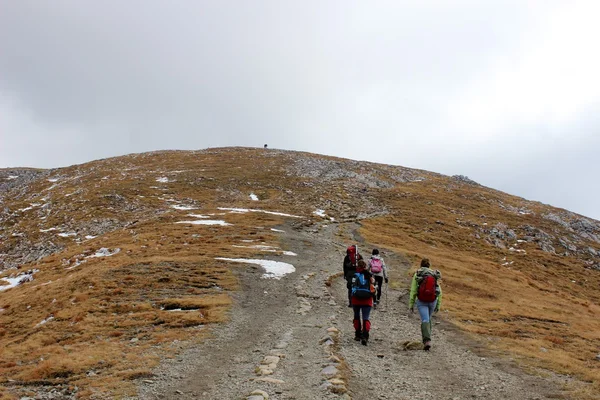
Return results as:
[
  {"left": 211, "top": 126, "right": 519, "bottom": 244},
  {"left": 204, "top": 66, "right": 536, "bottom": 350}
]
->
[
  {"left": 343, "top": 245, "right": 362, "bottom": 307},
  {"left": 351, "top": 259, "right": 374, "bottom": 345}
]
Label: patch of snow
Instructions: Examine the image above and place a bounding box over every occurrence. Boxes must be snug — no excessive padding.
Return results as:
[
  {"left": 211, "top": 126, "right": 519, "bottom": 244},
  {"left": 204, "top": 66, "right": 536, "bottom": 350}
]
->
[
  {"left": 249, "top": 193, "right": 259, "bottom": 201},
  {"left": 176, "top": 220, "right": 232, "bottom": 226},
  {"left": 0, "top": 270, "right": 38, "bottom": 292},
  {"left": 187, "top": 214, "right": 210, "bottom": 218},
  {"left": 39, "top": 227, "right": 57, "bottom": 233},
  {"left": 218, "top": 207, "right": 302, "bottom": 218},
  {"left": 35, "top": 316, "right": 55, "bottom": 327},
  {"left": 47, "top": 178, "right": 59, "bottom": 182},
  {"left": 58, "top": 232, "right": 77, "bottom": 238},
  {"left": 271, "top": 228, "right": 286, "bottom": 233},
  {"left": 7, "top": 175, "right": 18, "bottom": 180},
  {"left": 156, "top": 177, "right": 169, "bottom": 183},
  {"left": 85, "top": 235, "right": 96, "bottom": 240},
  {"left": 282, "top": 251, "right": 297, "bottom": 256},
  {"left": 171, "top": 204, "right": 196, "bottom": 210},
  {"left": 87, "top": 248, "right": 121, "bottom": 258},
  {"left": 19, "top": 203, "right": 40, "bottom": 212},
  {"left": 314, "top": 209, "right": 326, "bottom": 217},
  {"left": 232, "top": 245, "right": 278, "bottom": 252},
  {"left": 215, "top": 257, "right": 296, "bottom": 279}
]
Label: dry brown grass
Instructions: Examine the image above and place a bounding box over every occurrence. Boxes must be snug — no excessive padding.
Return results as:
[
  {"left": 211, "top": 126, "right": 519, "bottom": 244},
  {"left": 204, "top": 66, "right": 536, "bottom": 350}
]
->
[
  {"left": 360, "top": 176, "right": 600, "bottom": 399},
  {"left": 2, "top": 148, "right": 599, "bottom": 398},
  {"left": 0, "top": 148, "right": 315, "bottom": 398}
]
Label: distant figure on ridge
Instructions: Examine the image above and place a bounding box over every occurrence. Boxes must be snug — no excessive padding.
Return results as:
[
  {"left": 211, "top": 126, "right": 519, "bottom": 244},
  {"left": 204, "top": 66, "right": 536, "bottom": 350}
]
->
[
  {"left": 408, "top": 258, "right": 442, "bottom": 351},
  {"left": 368, "top": 248, "right": 388, "bottom": 308},
  {"left": 350, "top": 259, "right": 375, "bottom": 345},
  {"left": 264, "top": 144, "right": 268, "bottom": 149},
  {"left": 343, "top": 245, "right": 362, "bottom": 307}
]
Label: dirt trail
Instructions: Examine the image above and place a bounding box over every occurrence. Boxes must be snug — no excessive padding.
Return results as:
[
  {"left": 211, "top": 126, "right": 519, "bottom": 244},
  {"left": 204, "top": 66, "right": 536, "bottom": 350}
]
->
[{"left": 137, "top": 222, "right": 564, "bottom": 400}]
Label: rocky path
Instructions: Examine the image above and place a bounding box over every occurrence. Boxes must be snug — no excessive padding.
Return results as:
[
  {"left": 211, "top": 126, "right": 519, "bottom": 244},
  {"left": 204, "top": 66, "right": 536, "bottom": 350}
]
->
[{"left": 137, "top": 222, "right": 563, "bottom": 400}]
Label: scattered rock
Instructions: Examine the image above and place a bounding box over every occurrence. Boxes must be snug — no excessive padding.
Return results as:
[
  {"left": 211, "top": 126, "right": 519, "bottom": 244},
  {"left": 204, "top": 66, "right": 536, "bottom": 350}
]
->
[
  {"left": 249, "top": 389, "right": 269, "bottom": 399},
  {"left": 321, "top": 365, "right": 339, "bottom": 377},
  {"left": 255, "top": 377, "right": 285, "bottom": 384}
]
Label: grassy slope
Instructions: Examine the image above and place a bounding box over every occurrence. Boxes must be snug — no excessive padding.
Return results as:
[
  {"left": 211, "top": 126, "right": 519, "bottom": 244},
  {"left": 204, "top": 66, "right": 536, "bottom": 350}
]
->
[
  {"left": 360, "top": 175, "right": 600, "bottom": 398},
  {"left": 1, "top": 148, "right": 599, "bottom": 399}
]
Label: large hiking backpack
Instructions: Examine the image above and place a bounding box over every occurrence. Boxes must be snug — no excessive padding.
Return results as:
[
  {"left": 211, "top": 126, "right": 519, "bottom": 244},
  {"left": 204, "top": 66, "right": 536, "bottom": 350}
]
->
[
  {"left": 370, "top": 257, "right": 383, "bottom": 273},
  {"left": 417, "top": 274, "right": 437, "bottom": 302},
  {"left": 347, "top": 245, "right": 358, "bottom": 266},
  {"left": 351, "top": 272, "right": 373, "bottom": 299}
]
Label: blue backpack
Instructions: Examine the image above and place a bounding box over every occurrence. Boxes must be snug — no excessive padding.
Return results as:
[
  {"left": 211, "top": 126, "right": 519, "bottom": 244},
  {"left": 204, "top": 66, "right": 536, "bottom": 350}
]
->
[{"left": 351, "top": 272, "right": 372, "bottom": 299}]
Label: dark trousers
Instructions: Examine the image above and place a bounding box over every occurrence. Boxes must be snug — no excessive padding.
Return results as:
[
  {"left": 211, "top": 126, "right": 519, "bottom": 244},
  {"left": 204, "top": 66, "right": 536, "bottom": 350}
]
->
[{"left": 373, "top": 275, "right": 384, "bottom": 301}]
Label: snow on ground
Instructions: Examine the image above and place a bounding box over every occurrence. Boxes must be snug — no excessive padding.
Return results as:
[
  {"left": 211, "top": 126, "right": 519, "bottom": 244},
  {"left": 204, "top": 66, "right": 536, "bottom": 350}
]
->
[
  {"left": 232, "top": 244, "right": 278, "bottom": 251},
  {"left": 176, "top": 220, "right": 232, "bottom": 226},
  {"left": 19, "top": 203, "right": 41, "bottom": 212},
  {"left": 232, "top": 244, "right": 297, "bottom": 256},
  {"left": 58, "top": 232, "right": 77, "bottom": 238},
  {"left": 249, "top": 193, "right": 259, "bottom": 201},
  {"left": 218, "top": 207, "right": 302, "bottom": 218},
  {"left": 85, "top": 235, "right": 96, "bottom": 240},
  {"left": 215, "top": 258, "right": 295, "bottom": 279},
  {"left": 313, "top": 209, "right": 326, "bottom": 217},
  {"left": 7, "top": 175, "right": 18, "bottom": 180},
  {"left": 271, "top": 228, "right": 286, "bottom": 233},
  {"left": 187, "top": 214, "right": 210, "bottom": 218},
  {"left": 0, "top": 270, "right": 38, "bottom": 292},
  {"left": 87, "top": 248, "right": 121, "bottom": 258},
  {"left": 39, "top": 227, "right": 57, "bottom": 233},
  {"left": 47, "top": 178, "right": 59, "bottom": 183},
  {"left": 35, "top": 316, "right": 55, "bottom": 327},
  {"left": 171, "top": 204, "right": 197, "bottom": 210},
  {"left": 156, "top": 177, "right": 170, "bottom": 183}
]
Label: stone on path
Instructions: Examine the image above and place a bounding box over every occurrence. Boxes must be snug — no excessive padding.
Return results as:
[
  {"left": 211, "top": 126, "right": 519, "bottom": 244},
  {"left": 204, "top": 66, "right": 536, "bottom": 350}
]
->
[
  {"left": 261, "top": 356, "right": 280, "bottom": 365},
  {"left": 249, "top": 389, "right": 269, "bottom": 399},
  {"left": 321, "top": 365, "right": 339, "bottom": 377},
  {"left": 255, "top": 377, "right": 285, "bottom": 384}
]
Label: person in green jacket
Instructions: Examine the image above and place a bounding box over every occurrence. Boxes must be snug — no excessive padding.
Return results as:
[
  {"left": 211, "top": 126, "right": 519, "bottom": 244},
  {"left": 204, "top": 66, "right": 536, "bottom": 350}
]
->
[{"left": 408, "top": 258, "right": 442, "bottom": 351}]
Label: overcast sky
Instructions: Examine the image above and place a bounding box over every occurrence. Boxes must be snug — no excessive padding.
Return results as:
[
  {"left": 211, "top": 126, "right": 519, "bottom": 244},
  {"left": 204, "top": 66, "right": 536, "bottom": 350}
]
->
[{"left": 1, "top": 1, "right": 599, "bottom": 220}]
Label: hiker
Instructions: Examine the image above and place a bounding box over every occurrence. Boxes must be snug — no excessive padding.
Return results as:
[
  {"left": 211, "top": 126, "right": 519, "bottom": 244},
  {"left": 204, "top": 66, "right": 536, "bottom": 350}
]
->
[
  {"left": 343, "top": 245, "right": 362, "bottom": 307},
  {"left": 408, "top": 258, "right": 442, "bottom": 351},
  {"left": 368, "top": 249, "right": 388, "bottom": 308},
  {"left": 351, "top": 259, "right": 374, "bottom": 345}
]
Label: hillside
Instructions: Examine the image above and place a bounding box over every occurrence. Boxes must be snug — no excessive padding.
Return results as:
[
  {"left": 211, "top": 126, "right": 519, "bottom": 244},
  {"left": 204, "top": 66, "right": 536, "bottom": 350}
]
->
[{"left": 0, "top": 147, "right": 599, "bottom": 399}]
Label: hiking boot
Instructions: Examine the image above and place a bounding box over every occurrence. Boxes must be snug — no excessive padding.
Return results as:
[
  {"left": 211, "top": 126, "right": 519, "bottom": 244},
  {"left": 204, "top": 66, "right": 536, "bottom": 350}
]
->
[
  {"left": 424, "top": 341, "right": 431, "bottom": 351},
  {"left": 421, "top": 322, "right": 432, "bottom": 343},
  {"left": 361, "top": 331, "right": 369, "bottom": 346},
  {"left": 354, "top": 330, "right": 362, "bottom": 341}
]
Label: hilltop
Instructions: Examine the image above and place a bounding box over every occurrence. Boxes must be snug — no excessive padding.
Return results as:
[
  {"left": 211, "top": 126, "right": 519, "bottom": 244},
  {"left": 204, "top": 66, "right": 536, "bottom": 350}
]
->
[{"left": 0, "top": 147, "right": 598, "bottom": 399}]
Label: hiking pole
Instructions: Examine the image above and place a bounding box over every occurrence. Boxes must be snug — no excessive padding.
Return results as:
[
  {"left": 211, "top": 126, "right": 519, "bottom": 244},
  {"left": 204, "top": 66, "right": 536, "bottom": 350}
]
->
[{"left": 385, "top": 281, "right": 388, "bottom": 310}]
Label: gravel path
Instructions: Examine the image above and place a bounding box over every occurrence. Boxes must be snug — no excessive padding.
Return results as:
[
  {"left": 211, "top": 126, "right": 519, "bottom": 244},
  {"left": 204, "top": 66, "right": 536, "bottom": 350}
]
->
[{"left": 137, "top": 222, "right": 564, "bottom": 400}]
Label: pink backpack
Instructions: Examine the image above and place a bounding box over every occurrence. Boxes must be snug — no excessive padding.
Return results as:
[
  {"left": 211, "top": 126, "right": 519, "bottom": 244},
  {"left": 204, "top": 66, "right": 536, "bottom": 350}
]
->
[{"left": 370, "top": 257, "right": 383, "bottom": 273}]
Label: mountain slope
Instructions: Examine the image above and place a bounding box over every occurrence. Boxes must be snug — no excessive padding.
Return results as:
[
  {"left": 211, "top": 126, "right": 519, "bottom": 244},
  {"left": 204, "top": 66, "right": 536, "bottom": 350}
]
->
[{"left": 0, "top": 147, "right": 598, "bottom": 399}]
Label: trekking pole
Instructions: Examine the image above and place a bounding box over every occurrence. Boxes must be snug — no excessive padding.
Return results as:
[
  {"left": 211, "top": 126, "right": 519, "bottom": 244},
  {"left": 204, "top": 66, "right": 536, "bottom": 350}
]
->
[{"left": 385, "top": 281, "right": 388, "bottom": 310}]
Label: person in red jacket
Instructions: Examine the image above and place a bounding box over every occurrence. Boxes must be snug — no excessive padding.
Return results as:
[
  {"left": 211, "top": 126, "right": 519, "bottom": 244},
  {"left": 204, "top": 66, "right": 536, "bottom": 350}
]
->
[{"left": 351, "top": 259, "right": 374, "bottom": 345}]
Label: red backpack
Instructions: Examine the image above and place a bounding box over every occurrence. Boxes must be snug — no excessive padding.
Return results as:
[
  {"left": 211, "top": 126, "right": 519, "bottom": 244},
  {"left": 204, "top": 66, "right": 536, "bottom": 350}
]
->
[
  {"left": 347, "top": 245, "right": 358, "bottom": 266},
  {"left": 417, "top": 275, "right": 437, "bottom": 302}
]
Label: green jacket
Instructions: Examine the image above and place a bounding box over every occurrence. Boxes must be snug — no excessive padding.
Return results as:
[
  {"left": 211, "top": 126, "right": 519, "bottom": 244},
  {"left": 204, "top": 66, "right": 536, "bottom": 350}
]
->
[{"left": 408, "top": 267, "right": 442, "bottom": 311}]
